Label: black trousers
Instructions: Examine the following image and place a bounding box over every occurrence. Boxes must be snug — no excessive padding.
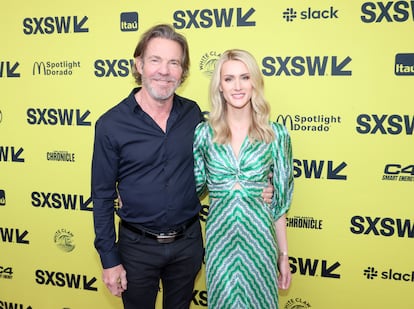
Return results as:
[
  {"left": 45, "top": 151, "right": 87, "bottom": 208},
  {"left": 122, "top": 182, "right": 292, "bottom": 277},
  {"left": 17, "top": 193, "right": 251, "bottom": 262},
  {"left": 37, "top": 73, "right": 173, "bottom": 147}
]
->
[{"left": 118, "top": 219, "right": 203, "bottom": 309}]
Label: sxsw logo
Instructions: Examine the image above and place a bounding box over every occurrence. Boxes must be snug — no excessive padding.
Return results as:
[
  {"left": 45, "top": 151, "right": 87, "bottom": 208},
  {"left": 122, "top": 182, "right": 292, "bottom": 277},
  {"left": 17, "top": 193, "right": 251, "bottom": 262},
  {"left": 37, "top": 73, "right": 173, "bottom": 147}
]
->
[
  {"left": 120, "top": 12, "right": 138, "bottom": 32},
  {"left": 294, "top": 159, "right": 347, "bottom": 180},
  {"left": 0, "top": 227, "right": 29, "bottom": 244},
  {"left": 361, "top": 1, "right": 414, "bottom": 23},
  {"left": 94, "top": 59, "right": 134, "bottom": 77},
  {"left": 35, "top": 269, "right": 98, "bottom": 291},
  {"left": 395, "top": 53, "right": 414, "bottom": 75},
  {"left": 0, "top": 302, "right": 32, "bottom": 309},
  {"left": 289, "top": 256, "right": 341, "bottom": 279},
  {"left": 173, "top": 7, "right": 256, "bottom": 29},
  {"left": 350, "top": 215, "right": 414, "bottom": 238},
  {"left": 283, "top": 6, "right": 339, "bottom": 22},
  {"left": 0, "top": 61, "right": 20, "bottom": 78},
  {"left": 23, "top": 16, "right": 89, "bottom": 34},
  {"left": 356, "top": 114, "right": 414, "bottom": 135},
  {"left": 26, "top": 108, "right": 91, "bottom": 126},
  {"left": 262, "top": 56, "right": 352, "bottom": 76},
  {"left": 31, "top": 191, "right": 93, "bottom": 211},
  {"left": 0, "top": 146, "right": 25, "bottom": 163}
]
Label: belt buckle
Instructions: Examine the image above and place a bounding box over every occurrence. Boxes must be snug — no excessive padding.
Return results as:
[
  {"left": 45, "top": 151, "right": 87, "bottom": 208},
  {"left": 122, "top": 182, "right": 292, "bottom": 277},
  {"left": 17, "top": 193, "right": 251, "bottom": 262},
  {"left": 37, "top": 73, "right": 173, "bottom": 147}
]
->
[{"left": 156, "top": 231, "right": 177, "bottom": 244}]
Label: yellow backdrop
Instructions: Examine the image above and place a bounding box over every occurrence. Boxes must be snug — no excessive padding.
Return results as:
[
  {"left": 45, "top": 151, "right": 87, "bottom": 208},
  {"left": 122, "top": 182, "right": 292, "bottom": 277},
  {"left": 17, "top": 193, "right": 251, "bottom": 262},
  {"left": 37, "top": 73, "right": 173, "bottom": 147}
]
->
[{"left": 1, "top": 1, "right": 413, "bottom": 308}]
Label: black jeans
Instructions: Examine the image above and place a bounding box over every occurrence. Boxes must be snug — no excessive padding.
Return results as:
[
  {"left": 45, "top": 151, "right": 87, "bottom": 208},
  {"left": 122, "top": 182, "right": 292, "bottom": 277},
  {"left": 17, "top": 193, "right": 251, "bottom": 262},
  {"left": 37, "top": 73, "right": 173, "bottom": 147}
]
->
[{"left": 118, "top": 219, "right": 203, "bottom": 309}]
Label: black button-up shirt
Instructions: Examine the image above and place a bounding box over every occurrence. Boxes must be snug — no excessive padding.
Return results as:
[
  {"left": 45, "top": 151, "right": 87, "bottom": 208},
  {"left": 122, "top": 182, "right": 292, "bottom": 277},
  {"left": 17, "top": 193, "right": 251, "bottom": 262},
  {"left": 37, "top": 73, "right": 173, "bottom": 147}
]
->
[{"left": 92, "top": 87, "right": 204, "bottom": 268}]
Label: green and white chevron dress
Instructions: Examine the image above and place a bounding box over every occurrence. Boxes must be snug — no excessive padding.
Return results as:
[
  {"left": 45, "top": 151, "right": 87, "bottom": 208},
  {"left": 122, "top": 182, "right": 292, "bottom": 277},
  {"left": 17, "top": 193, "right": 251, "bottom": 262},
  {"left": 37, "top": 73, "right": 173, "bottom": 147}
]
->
[{"left": 193, "top": 121, "right": 293, "bottom": 309}]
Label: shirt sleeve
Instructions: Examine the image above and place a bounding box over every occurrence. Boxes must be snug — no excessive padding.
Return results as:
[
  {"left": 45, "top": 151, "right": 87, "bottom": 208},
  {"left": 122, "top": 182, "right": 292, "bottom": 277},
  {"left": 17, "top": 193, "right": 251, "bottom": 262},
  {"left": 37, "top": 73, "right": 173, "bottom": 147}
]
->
[
  {"left": 91, "top": 117, "right": 121, "bottom": 269},
  {"left": 270, "top": 122, "right": 294, "bottom": 221},
  {"left": 193, "top": 122, "right": 208, "bottom": 197}
]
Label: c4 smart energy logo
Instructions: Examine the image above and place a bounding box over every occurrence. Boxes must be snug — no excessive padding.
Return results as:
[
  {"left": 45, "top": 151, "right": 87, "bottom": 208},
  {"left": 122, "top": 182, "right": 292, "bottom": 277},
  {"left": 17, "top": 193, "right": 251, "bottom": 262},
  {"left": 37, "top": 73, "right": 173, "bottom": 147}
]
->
[
  {"left": 120, "top": 12, "right": 138, "bottom": 32},
  {"left": 395, "top": 53, "right": 414, "bottom": 75},
  {"left": 382, "top": 164, "right": 414, "bottom": 182}
]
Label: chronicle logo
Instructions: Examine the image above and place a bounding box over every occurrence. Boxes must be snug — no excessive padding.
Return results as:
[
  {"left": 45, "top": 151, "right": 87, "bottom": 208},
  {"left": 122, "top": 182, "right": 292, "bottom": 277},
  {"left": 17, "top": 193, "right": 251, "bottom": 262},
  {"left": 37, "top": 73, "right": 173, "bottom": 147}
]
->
[
  {"left": 54, "top": 228, "right": 75, "bottom": 252},
  {"left": 47, "top": 150, "right": 76, "bottom": 162},
  {"left": 364, "top": 266, "right": 414, "bottom": 283},
  {"left": 199, "top": 51, "right": 221, "bottom": 77},
  {"left": 287, "top": 216, "right": 323, "bottom": 230},
  {"left": 120, "top": 12, "right": 138, "bottom": 32},
  {"left": 395, "top": 53, "right": 414, "bottom": 76},
  {"left": 275, "top": 114, "right": 342, "bottom": 132},
  {"left": 382, "top": 164, "right": 414, "bottom": 182},
  {"left": 284, "top": 297, "right": 312, "bottom": 309},
  {"left": 283, "top": 6, "right": 339, "bottom": 22},
  {"left": 32, "top": 60, "right": 81, "bottom": 76}
]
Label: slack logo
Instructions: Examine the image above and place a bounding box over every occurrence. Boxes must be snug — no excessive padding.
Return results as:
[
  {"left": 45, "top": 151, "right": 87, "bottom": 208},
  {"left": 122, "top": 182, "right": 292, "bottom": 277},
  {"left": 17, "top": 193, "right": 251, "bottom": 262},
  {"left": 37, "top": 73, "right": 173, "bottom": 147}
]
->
[{"left": 120, "top": 12, "right": 138, "bottom": 32}]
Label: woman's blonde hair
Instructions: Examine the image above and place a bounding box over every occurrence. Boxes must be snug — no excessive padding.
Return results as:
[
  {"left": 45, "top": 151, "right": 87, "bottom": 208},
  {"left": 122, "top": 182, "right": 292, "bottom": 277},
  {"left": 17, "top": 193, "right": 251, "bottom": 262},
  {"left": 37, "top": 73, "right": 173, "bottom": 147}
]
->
[{"left": 208, "top": 49, "right": 274, "bottom": 144}]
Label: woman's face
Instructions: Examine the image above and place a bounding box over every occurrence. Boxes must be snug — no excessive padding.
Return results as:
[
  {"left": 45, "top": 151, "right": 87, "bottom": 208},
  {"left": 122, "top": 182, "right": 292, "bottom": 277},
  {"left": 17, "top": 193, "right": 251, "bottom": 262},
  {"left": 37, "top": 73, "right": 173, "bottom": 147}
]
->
[{"left": 219, "top": 59, "right": 253, "bottom": 111}]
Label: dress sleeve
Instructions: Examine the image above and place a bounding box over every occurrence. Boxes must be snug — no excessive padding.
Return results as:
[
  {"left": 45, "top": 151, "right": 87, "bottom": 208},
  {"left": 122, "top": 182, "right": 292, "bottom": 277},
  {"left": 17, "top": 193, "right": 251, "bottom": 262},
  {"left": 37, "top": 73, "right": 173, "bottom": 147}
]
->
[
  {"left": 193, "top": 122, "right": 208, "bottom": 197},
  {"left": 270, "top": 122, "right": 294, "bottom": 221}
]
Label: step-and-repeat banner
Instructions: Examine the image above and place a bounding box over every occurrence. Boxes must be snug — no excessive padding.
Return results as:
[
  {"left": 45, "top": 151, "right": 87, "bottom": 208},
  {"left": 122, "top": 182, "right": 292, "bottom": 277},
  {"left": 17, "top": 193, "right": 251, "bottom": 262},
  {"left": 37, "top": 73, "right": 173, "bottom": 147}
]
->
[{"left": 1, "top": 1, "right": 413, "bottom": 308}]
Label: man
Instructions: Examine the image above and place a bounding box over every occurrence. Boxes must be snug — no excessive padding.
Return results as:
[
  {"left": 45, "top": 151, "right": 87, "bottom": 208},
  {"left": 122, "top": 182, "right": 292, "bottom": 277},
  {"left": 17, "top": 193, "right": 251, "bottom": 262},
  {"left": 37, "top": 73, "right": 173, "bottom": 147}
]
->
[{"left": 92, "top": 24, "right": 272, "bottom": 309}]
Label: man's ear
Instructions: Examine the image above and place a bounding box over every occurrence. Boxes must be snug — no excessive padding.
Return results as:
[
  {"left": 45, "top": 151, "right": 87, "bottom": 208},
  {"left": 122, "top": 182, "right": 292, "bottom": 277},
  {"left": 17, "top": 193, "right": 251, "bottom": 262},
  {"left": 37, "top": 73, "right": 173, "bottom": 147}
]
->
[{"left": 135, "top": 57, "right": 143, "bottom": 74}]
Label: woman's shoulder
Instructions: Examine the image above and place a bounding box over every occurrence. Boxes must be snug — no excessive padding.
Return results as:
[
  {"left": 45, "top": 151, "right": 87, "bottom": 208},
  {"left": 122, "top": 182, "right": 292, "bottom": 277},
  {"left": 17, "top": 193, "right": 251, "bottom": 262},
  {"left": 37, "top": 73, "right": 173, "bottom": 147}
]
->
[
  {"left": 195, "top": 120, "right": 212, "bottom": 135},
  {"left": 269, "top": 121, "right": 289, "bottom": 137}
]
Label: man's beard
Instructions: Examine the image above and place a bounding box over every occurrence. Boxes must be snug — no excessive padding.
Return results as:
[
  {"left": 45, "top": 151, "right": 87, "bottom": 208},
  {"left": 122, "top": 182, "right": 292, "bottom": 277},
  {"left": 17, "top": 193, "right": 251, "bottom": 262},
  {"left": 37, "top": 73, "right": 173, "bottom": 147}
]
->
[{"left": 142, "top": 75, "right": 181, "bottom": 101}]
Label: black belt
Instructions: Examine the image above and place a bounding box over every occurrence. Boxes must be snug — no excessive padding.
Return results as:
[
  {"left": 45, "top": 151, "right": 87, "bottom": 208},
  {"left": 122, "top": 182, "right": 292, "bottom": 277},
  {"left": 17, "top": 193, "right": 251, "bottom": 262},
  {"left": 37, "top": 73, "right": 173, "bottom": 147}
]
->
[{"left": 121, "top": 215, "right": 199, "bottom": 244}]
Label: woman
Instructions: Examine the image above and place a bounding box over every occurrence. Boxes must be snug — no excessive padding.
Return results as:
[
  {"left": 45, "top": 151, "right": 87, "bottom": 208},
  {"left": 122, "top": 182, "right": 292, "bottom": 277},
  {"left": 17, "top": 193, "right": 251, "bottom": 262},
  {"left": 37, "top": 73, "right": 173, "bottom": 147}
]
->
[{"left": 193, "top": 49, "right": 294, "bottom": 308}]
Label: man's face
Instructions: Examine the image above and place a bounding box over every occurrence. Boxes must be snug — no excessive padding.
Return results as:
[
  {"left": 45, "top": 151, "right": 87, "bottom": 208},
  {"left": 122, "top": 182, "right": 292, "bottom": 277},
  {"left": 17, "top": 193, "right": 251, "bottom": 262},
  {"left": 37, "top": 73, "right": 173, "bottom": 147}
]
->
[{"left": 136, "top": 37, "right": 183, "bottom": 101}]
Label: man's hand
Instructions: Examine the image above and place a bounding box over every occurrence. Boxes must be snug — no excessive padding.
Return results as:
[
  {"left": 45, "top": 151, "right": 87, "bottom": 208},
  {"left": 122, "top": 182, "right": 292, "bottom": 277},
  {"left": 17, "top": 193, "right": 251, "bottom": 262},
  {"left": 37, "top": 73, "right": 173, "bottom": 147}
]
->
[
  {"left": 262, "top": 173, "right": 274, "bottom": 204},
  {"left": 103, "top": 264, "right": 127, "bottom": 297}
]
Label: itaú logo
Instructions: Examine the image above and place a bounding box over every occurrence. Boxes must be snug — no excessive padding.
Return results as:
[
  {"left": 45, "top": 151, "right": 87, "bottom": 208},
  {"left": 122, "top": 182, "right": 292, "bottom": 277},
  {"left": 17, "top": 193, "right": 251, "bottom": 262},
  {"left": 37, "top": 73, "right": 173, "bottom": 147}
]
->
[{"left": 395, "top": 53, "right": 414, "bottom": 75}]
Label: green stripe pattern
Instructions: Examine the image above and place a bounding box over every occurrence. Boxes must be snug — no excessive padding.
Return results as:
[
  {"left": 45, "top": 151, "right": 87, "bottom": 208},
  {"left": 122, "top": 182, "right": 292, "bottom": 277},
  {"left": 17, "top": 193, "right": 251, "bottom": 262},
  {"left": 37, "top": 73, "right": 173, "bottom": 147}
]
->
[{"left": 193, "top": 122, "right": 294, "bottom": 309}]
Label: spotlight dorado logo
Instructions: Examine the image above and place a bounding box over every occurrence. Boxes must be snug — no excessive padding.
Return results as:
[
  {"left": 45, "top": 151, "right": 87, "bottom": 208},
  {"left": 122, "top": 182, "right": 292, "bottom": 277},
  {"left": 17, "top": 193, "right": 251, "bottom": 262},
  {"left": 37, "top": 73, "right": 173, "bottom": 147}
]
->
[
  {"left": 32, "top": 60, "right": 81, "bottom": 76},
  {"left": 275, "top": 114, "right": 342, "bottom": 132}
]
